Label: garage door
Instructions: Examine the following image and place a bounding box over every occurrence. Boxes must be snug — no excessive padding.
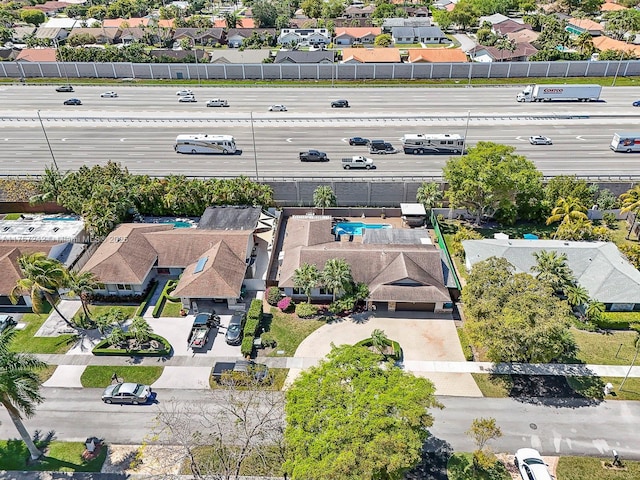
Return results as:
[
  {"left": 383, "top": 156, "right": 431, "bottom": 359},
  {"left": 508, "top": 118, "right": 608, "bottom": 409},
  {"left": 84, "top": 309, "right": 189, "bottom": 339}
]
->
[{"left": 396, "top": 302, "right": 435, "bottom": 312}]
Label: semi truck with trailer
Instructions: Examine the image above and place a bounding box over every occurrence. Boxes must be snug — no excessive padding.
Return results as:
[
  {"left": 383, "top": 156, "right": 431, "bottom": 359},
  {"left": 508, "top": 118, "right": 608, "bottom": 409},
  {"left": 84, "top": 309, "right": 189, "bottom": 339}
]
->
[{"left": 516, "top": 84, "right": 602, "bottom": 102}]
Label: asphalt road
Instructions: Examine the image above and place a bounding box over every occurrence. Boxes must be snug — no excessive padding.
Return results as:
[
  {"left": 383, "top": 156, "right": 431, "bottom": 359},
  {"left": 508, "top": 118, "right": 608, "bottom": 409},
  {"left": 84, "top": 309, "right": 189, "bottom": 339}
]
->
[
  {"left": 1, "top": 388, "right": 639, "bottom": 459},
  {"left": 1, "top": 85, "right": 640, "bottom": 177}
]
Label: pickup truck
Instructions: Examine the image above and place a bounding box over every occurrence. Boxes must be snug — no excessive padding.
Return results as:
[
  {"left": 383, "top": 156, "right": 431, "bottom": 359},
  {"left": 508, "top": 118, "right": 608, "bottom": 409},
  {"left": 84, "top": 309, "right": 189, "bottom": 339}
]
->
[
  {"left": 342, "top": 156, "right": 376, "bottom": 170},
  {"left": 299, "top": 150, "right": 329, "bottom": 162},
  {"left": 211, "top": 360, "right": 270, "bottom": 384},
  {"left": 188, "top": 312, "right": 220, "bottom": 350}
]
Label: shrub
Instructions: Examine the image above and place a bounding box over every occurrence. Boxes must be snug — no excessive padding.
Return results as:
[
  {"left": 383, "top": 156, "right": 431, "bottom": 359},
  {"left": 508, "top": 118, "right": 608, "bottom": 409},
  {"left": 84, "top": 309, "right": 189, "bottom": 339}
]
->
[
  {"left": 93, "top": 333, "right": 171, "bottom": 357},
  {"left": 295, "top": 302, "right": 318, "bottom": 318},
  {"left": 452, "top": 226, "right": 483, "bottom": 257},
  {"left": 601, "top": 212, "right": 617, "bottom": 228},
  {"left": 277, "top": 296, "right": 294, "bottom": 312},
  {"left": 260, "top": 331, "right": 277, "bottom": 348},
  {"left": 247, "top": 298, "right": 263, "bottom": 321},
  {"left": 244, "top": 318, "right": 259, "bottom": 339},
  {"left": 266, "top": 286, "right": 282, "bottom": 306},
  {"left": 135, "top": 280, "right": 158, "bottom": 317},
  {"left": 240, "top": 336, "right": 254, "bottom": 357}
]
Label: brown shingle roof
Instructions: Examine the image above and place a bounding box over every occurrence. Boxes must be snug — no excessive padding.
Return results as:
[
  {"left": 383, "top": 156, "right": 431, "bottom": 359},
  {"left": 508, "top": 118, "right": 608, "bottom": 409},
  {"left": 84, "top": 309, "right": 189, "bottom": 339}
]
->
[{"left": 0, "top": 242, "right": 64, "bottom": 295}]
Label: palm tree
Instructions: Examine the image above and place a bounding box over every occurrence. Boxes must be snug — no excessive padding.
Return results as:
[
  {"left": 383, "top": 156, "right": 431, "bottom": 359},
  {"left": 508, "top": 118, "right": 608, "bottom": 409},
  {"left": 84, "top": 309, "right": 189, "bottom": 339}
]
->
[
  {"left": 10, "top": 253, "right": 72, "bottom": 328},
  {"left": 223, "top": 11, "right": 242, "bottom": 29},
  {"left": 129, "top": 316, "right": 153, "bottom": 349},
  {"left": 531, "top": 250, "right": 575, "bottom": 294},
  {"left": 546, "top": 196, "right": 588, "bottom": 227},
  {"left": 573, "top": 31, "right": 594, "bottom": 57},
  {"left": 586, "top": 301, "right": 605, "bottom": 323},
  {"left": 0, "top": 328, "right": 47, "bottom": 460},
  {"left": 107, "top": 326, "right": 127, "bottom": 349},
  {"left": 313, "top": 186, "right": 336, "bottom": 215},
  {"left": 370, "top": 329, "right": 389, "bottom": 355},
  {"left": 66, "top": 271, "right": 99, "bottom": 323},
  {"left": 416, "top": 182, "right": 443, "bottom": 220},
  {"left": 565, "top": 284, "right": 590, "bottom": 309},
  {"left": 495, "top": 35, "right": 516, "bottom": 62},
  {"left": 620, "top": 185, "right": 640, "bottom": 240},
  {"left": 322, "top": 258, "right": 353, "bottom": 302},
  {"left": 293, "top": 263, "right": 320, "bottom": 304},
  {"left": 29, "top": 165, "right": 65, "bottom": 205}
]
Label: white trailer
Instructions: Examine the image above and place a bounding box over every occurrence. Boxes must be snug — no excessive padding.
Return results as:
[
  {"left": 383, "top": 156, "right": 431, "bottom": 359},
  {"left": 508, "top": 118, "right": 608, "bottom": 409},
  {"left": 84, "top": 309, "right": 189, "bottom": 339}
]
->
[
  {"left": 610, "top": 132, "right": 640, "bottom": 153},
  {"left": 402, "top": 133, "right": 465, "bottom": 154},
  {"left": 516, "top": 84, "right": 602, "bottom": 102}
]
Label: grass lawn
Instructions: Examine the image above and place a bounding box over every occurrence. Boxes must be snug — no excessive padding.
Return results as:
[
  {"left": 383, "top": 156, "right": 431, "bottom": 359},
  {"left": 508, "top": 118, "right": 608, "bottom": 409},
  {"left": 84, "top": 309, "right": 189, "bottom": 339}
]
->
[
  {"left": 38, "top": 365, "right": 58, "bottom": 383},
  {"left": 447, "top": 452, "right": 511, "bottom": 480},
  {"left": 184, "top": 444, "right": 283, "bottom": 476},
  {"left": 0, "top": 440, "right": 106, "bottom": 472},
  {"left": 456, "top": 327, "right": 474, "bottom": 361},
  {"left": 607, "top": 220, "right": 639, "bottom": 249},
  {"left": 266, "top": 307, "right": 326, "bottom": 357},
  {"left": 160, "top": 300, "right": 183, "bottom": 317},
  {"left": 80, "top": 366, "right": 164, "bottom": 387},
  {"left": 568, "top": 376, "right": 640, "bottom": 401},
  {"left": 3, "top": 213, "right": 22, "bottom": 220},
  {"left": 12, "top": 310, "right": 76, "bottom": 355},
  {"left": 73, "top": 304, "right": 139, "bottom": 325},
  {"left": 557, "top": 456, "right": 640, "bottom": 480},
  {"left": 597, "top": 311, "right": 640, "bottom": 330},
  {"left": 471, "top": 373, "right": 512, "bottom": 397},
  {"left": 571, "top": 327, "right": 639, "bottom": 365}
]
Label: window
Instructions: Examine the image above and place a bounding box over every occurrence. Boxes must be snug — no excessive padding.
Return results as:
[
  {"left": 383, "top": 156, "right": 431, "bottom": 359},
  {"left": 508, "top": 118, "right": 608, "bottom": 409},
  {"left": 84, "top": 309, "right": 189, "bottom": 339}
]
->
[
  {"left": 292, "top": 287, "right": 304, "bottom": 295},
  {"left": 116, "top": 284, "right": 132, "bottom": 291},
  {"left": 97, "top": 283, "right": 106, "bottom": 290},
  {"left": 319, "top": 287, "right": 330, "bottom": 295},
  {"left": 156, "top": 268, "right": 170, "bottom": 275}
]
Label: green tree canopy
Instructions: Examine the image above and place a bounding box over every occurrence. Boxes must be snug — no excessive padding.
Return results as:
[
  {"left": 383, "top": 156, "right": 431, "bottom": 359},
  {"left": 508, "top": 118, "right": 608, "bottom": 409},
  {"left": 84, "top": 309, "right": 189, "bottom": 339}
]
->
[
  {"left": 462, "top": 257, "right": 576, "bottom": 363},
  {"left": 284, "top": 344, "right": 440, "bottom": 480},
  {"left": 301, "top": 0, "right": 322, "bottom": 18},
  {"left": 544, "top": 175, "right": 597, "bottom": 209},
  {"left": 293, "top": 263, "right": 320, "bottom": 304},
  {"left": 19, "top": 9, "right": 45, "bottom": 26},
  {"left": 443, "top": 142, "right": 543, "bottom": 224},
  {"left": 252, "top": 0, "right": 278, "bottom": 27}
]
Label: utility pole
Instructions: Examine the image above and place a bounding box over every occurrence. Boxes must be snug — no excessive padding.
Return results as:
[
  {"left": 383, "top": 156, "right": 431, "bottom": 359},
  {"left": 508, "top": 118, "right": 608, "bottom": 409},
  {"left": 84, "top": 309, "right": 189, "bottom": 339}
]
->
[
  {"left": 37, "top": 110, "right": 59, "bottom": 171},
  {"left": 250, "top": 112, "right": 259, "bottom": 182}
]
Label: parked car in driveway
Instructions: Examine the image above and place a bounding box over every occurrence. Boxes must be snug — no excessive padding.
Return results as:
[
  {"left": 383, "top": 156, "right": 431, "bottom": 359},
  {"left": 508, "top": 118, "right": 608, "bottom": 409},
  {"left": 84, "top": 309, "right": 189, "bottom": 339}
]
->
[
  {"left": 63, "top": 98, "right": 82, "bottom": 105},
  {"left": 0, "top": 315, "right": 16, "bottom": 333},
  {"left": 102, "top": 383, "right": 152, "bottom": 404},
  {"left": 349, "top": 137, "right": 370, "bottom": 146},
  {"left": 268, "top": 104, "right": 287, "bottom": 111},
  {"left": 100, "top": 91, "right": 118, "bottom": 98},
  {"left": 56, "top": 85, "right": 73, "bottom": 92},
  {"left": 225, "top": 313, "right": 245, "bottom": 345},
  {"left": 176, "top": 89, "right": 193, "bottom": 96},
  {"left": 514, "top": 448, "right": 553, "bottom": 480},
  {"left": 178, "top": 95, "right": 197, "bottom": 103},
  {"left": 529, "top": 135, "right": 552, "bottom": 145}
]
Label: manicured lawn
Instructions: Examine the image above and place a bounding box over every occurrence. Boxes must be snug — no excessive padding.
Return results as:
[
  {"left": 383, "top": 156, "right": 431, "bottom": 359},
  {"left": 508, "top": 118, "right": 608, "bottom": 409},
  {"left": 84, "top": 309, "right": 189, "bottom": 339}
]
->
[
  {"left": 474, "top": 222, "right": 556, "bottom": 240},
  {"left": 607, "top": 220, "right": 639, "bottom": 249},
  {"left": 266, "top": 307, "right": 326, "bottom": 357},
  {"left": 447, "top": 452, "right": 511, "bottom": 480},
  {"left": 73, "top": 304, "right": 139, "bottom": 324},
  {"left": 12, "top": 310, "right": 76, "bottom": 354},
  {"left": 597, "top": 311, "right": 640, "bottom": 330},
  {"left": 557, "top": 456, "right": 640, "bottom": 480},
  {"left": 160, "top": 300, "right": 183, "bottom": 317},
  {"left": 471, "top": 373, "right": 512, "bottom": 398},
  {"left": 3, "top": 213, "right": 22, "bottom": 220},
  {"left": 80, "top": 366, "right": 164, "bottom": 388},
  {"left": 184, "top": 445, "right": 284, "bottom": 476},
  {"left": 571, "top": 328, "right": 639, "bottom": 365},
  {"left": 38, "top": 365, "right": 58, "bottom": 383},
  {"left": 0, "top": 440, "right": 106, "bottom": 472}
]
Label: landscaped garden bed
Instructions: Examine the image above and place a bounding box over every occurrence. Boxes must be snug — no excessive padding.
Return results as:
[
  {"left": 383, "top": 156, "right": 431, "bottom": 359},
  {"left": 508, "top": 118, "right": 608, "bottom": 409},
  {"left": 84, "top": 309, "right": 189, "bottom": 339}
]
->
[{"left": 92, "top": 333, "right": 171, "bottom": 357}]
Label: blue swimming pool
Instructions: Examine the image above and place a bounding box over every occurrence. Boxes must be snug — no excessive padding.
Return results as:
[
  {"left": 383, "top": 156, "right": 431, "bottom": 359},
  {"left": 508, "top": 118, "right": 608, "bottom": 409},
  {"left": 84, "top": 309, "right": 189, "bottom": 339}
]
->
[{"left": 335, "top": 222, "right": 391, "bottom": 236}]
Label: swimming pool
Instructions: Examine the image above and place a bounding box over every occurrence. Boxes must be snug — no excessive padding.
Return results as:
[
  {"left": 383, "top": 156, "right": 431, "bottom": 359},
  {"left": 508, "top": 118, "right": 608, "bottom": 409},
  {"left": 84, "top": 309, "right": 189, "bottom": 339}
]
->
[{"left": 334, "top": 222, "right": 391, "bottom": 236}]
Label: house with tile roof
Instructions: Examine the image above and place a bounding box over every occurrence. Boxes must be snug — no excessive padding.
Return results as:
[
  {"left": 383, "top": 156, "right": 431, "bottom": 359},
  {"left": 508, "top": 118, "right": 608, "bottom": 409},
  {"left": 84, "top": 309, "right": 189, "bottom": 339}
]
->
[
  {"left": 68, "top": 27, "right": 121, "bottom": 44},
  {"left": 492, "top": 19, "right": 532, "bottom": 35},
  {"left": 173, "top": 28, "right": 224, "bottom": 46},
  {"left": 16, "top": 47, "right": 57, "bottom": 62},
  {"left": 341, "top": 47, "right": 401, "bottom": 63},
  {"left": 103, "top": 17, "right": 150, "bottom": 28},
  {"left": 11, "top": 26, "right": 36, "bottom": 43},
  {"left": 567, "top": 17, "right": 604, "bottom": 36},
  {"left": 407, "top": 48, "right": 468, "bottom": 63},
  {"left": 344, "top": 5, "right": 375, "bottom": 19},
  {"left": 334, "top": 27, "right": 381, "bottom": 45},
  {"left": 601, "top": 1, "right": 626, "bottom": 11},
  {"left": 593, "top": 35, "right": 640, "bottom": 55},
  {"left": 226, "top": 28, "right": 276, "bottom": 48},
  {"left": 213, "top": 17, "right": 255, "bottom": 28},
  {"left": 392, "top": 26, "right": 449, "bottom": 44},
  {"left": 35, "top": 26, "right": 68, "bottom": 41},
  {"left": 277, "top": 217, "right": 452, "bottom": 312},
  {"left": 507, "top": 29, "right": 540, "bottom": 44},
  {"left": 462, "top": 239, "right": 640, "bottom": 310}
]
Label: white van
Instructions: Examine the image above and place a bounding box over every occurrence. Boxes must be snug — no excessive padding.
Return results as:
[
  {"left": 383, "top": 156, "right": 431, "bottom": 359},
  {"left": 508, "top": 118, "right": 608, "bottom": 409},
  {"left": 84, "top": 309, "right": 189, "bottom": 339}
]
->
[{"left": 206, "top": 98, "right": 229, "bottom": 107}]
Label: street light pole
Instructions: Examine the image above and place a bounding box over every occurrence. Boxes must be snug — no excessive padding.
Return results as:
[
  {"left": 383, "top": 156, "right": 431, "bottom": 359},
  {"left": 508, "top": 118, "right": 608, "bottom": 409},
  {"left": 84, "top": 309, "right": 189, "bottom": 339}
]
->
[
  {"left": 612, "top": 50, "right": 625, "bottom": 87},
  {"left": 461, "top": 109, "right": 470, "bottom": 157},
  {"left": 37, "top": 110, "right": 59, "bottom": 171},
  {"left": 250, "top": 112, "right": 259, "bottom": 182}
]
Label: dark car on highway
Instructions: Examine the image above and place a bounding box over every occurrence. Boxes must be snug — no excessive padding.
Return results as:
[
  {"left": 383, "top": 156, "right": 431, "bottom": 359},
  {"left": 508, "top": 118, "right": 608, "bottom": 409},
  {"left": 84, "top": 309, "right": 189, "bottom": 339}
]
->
[
  {"left": 299, "top": 149, "right": 329, "bottom": 162},
  {"left": 331, "top": 99, "right": 349, "bottom": 108},
  {"left": 64, "top": 98, "right": 82, "bottom": 105},
  {"left": 633, "top": 100, "right": 640, "bottom": 107},
  {"left": 225, "top": 313, "right": 245, "bottom": 345},
  {"left": 349, "top": 137, "right": 370, "bottom": 146},
  {"left": 56, "top": 85, "right": 74, "bottom": 92}
]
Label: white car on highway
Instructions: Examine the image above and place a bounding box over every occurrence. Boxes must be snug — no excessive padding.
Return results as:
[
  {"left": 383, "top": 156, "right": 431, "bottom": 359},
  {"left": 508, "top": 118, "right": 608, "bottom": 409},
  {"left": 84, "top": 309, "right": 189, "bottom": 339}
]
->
[
  {"left": 100, "top": 91, "right": 118, "bottom": 98},
  {"left": 529, "top": 135, "right": 552, "bottom": 145},
  {"left": 268, "top": 104, "right": 287, "bottom": 111},
  {"left": 514, "top": 448, "right": 552, "bottom": 480},
  {"left": 178, "top": 95, "right": 197, "bottom": 103},
  {"left": 176, "top": 89, "right": 193, "bottom": 96}
]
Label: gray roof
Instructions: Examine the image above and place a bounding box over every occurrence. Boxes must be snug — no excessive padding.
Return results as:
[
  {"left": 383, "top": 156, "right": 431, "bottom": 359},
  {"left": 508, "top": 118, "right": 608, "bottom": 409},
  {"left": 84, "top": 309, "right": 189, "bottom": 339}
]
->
[
  {"left": 198, "top": 206, "right": 262, "bottom": 231},
  {"left": 415, "top": 26, "right": 446, "bottom": 37},
  {"left": 275, "top": 50, "right": 334, "bottom": 63},
  {"left": 209, "top": 49, "right": 271, "bottom": 63},
  {"left": 462, "top": 239, "right": 640, "bottom": 304},
  {"left": 391, "top": 26, "right": 415, "bottom": 38}
]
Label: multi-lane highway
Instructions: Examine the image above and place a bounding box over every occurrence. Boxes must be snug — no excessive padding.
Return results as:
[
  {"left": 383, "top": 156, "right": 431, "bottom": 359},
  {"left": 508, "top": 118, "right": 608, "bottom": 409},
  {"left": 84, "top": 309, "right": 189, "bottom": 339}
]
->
[{"left": 1, "top": 85, "right": 639, "bottom": 177}]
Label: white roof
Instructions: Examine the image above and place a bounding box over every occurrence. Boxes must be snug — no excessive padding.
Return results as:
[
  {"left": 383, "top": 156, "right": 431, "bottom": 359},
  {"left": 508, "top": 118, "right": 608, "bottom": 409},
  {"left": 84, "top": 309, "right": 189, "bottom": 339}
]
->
[
  {"left": 400, "top": 203, "right": 427, "bottom": 216},
  {"left": 42, "top": 18, "right": 81, "bottom": 29},
  {"left": 462, "top": 239, "right": 640, "bottom": 304},
  {"left": 0, "top": 217, "right": 84, "bottom": 242}
]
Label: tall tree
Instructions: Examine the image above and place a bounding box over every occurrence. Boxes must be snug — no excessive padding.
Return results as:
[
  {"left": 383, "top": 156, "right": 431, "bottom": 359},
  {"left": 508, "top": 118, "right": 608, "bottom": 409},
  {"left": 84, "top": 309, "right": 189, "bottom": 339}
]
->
[
  {"left": 573, "top": 31, "right": 594, "bottom": 56},
  {"left": 10, "top": 253, "right": 72, "bottom": 327},
  {"left": 416, "top": 182, "right": 443, "bottom": 218},
  {"left": 531, "top": 250, "right": 575, "bottom": 294},
  {"left": 495, "top": 35, "right": 516, "bottom": 61},
  {"left": 322, "top": 258, "right": 352, "bottom": 301},
  {"left": 284, "top": 345, "right": 440, "bottom": 480},
  {"left": 312, "top": 185, "right": 336, "bottom": 215},
  {"left": 66, "top": 271, "right": 99, "bottom": 322},
  {"left": 565, "top": 284, "right": 590, "bottom": 310},
  {"left": 30, "top": 165, "right": 65, "bottom": 205},
  {"left": 223, "top": 11, "right": 242, "bottom": 29},
  {"left": 293, "top": 263, "right": 320, "bottom": 304},
  {"left": 620, "top": 185, "right": 640, "bottom": 240},
  {"left": 546, "top": 196, "right": 588, "bottom": 227},
  {"left": 129, "top": 316, "right": 153, "bottom": 349},
  {"left": 443, "top": 142, "right": 543, "bottom": 224},
  {"left": 0, "top": 328, "right": 47, "bottom": 460}
]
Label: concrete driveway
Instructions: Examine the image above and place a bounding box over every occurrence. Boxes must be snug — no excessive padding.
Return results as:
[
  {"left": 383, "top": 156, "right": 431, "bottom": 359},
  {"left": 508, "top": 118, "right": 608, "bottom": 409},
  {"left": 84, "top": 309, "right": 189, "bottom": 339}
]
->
[{"left": 289, "top": 313, "right": 482, "bottom": 397}]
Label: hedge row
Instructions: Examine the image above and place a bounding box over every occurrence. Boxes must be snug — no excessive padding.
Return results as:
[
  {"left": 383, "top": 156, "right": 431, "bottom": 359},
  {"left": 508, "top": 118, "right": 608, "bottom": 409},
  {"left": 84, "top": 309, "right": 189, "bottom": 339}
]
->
[
  {"left": 152, "top": 279, "right": 179, "bottom": 318},
  {"left": 92, "top": 333, "right": 172, "bottom": 357},
  {"left": 241, "top": 299, "right": 264, "bottom": 357},
  {"left": 354, "top": 337, "right": 403, "bottom": 362},
  {"left": 135, "top": 280, "right": 158, "bottom": 317}
]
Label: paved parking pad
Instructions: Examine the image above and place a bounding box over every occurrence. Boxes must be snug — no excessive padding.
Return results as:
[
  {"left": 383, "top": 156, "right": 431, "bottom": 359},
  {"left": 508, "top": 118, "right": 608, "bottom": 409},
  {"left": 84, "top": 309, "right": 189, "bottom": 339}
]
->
[
  {"left": 151, "top": 366, "right": 213, "bottom": 390},
  {"left": 43, "top": 365, "right": 85, "bottom": 388}
]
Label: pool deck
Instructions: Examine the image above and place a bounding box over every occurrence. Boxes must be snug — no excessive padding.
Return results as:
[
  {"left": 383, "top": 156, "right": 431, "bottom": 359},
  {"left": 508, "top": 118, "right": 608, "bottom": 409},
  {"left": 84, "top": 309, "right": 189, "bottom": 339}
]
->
[{"left": 337, "top": 216, "right": 431, "bottom": 244}]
